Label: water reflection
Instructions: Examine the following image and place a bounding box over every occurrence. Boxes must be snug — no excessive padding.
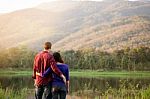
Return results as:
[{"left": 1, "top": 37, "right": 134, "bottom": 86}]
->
[
  {"left": 70, "top": 77, "right": 150, "bottom": 93},
  {"left": 0, "top": 76, "right": 150, "bottom": 98},
  {"left": 0, "top": 76, "right": 33, "bottom": 89}
]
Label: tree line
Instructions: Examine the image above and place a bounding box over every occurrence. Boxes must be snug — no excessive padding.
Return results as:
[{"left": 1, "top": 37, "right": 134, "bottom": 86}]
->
[
  {"left": 0, "top": 46, "right": 36, "bottom": 69},
  {"left": 62, "top": 47, "right": 150, "bottom": 71},
  {"left": 0, "top": 46, "right": 149, "bottom": 71}
]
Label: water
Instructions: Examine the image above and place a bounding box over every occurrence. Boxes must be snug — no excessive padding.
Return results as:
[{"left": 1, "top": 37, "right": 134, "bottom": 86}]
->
[{"left": 0, "top": 75, "right": 150, "bottom": 98}]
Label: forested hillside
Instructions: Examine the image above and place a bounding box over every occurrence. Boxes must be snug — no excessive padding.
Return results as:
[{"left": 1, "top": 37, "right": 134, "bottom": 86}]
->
[{"left": 0, "top": 0, "right": 149, "bottom": 51}]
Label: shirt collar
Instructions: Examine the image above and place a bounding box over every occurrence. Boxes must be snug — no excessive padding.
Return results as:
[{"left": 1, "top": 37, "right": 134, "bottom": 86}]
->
[{"left": 43, "top": 49, "right": 49, "bottom": 52}]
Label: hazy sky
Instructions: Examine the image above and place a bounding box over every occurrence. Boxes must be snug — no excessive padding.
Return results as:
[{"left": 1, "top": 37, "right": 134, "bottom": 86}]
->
[
  {"left": 0, "top": 0, "right": 138, "bottom": 13},
  {"left": 0, "top": 0, "right": 56, "bottom": 13}
]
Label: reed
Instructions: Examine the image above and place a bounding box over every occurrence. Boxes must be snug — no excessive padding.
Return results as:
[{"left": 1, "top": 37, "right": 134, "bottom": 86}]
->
[{"left": 0, "top": 85, "right": 28, "bottom": 99}]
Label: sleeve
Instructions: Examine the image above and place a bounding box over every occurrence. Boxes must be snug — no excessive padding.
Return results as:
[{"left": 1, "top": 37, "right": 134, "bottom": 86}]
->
[
  {"left": 66, "top": 65, "right": 70, "bottom": 81},
  {"left": 50, "top": 55, "right": 63, "bottom": 76},
  {"left": 66, "top": 65, "right": 70, "bottom": 93},
  {"left": 42, "top": 67, "right": 52, "bottom": 77}
]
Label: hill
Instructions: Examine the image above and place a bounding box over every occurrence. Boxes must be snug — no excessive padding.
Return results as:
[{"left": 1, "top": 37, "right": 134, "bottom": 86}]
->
[{"left": 0, "top": 0, "right": 149, "bottom": 51}]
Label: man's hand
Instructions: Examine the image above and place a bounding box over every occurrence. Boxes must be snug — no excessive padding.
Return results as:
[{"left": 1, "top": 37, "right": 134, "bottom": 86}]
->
[
  {"left": 60, "top": 74, "right": 66, "bottom": 84},
  {"left": 36, "top": 72, "right": 42, "bottom": 76},
  {"left": 32, "top": 75, "right": 36, "bottom": 79}
]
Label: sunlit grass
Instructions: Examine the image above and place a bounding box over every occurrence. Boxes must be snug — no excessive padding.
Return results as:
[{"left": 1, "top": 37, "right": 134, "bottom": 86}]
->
[
  {"left": 70, "top": 70, "right": 150, "bottom": 78},
  {"left": 73, "top": 80, "right": 150, "bottom": 99},
  {"left": 0, "top": 85, "right": 149, "bottom": 99},
  {"left": 0, "top": 69, "right": 150, "bottom": 78},
  {"left": 0, "top": 86, "right": 28, "bottom": 99}
]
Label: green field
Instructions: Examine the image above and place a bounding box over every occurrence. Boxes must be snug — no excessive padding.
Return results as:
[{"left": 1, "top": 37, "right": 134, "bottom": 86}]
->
[
  {"left": 0, "top": 69, "right": 150, "bottom": 78},
  {"left": 70, "top": 70, "right": 150, "bottom": 78}
]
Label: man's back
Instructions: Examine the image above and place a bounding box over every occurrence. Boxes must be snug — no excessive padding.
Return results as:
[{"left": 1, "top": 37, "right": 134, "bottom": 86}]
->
[
  {"left": 33, "top": 51, "right": 62, "bottom": 86},
  {"left": 34, "top": 51, "right": 53, "bottom": 86}
]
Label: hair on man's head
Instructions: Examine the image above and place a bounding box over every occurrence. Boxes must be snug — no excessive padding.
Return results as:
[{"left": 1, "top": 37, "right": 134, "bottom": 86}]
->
[{"left": 44, "top": 42, "right": 52, "bottom": 50}]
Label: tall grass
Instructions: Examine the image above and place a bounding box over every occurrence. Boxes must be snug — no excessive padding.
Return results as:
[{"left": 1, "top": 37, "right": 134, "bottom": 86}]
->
[
  {"left": 73, "top": 80, "right": 150, "bottom": 99},
  {"left": 0, "top": 86, "right": 28, "bottom": 99},
  {"left": 0, "top": 80, "right": 149, "bottom": 99}
]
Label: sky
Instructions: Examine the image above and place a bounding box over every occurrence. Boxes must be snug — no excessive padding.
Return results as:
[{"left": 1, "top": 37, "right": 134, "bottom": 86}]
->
[
  {"left": 0, "top": 0, "right": 57, "bottom": 13},
  {"left": 0, "top": 0, "right": 138, "bottom": 13}
]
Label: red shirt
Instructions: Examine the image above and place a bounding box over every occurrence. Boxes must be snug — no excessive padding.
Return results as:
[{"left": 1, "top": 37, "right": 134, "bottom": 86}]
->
[{"left": 33, "top": 50, "right": 62, "bottom": 86}]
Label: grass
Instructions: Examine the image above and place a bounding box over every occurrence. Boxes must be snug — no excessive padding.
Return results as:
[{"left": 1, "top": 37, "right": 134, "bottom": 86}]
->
[
  {"left": 0, "top": 70, "right": 32, "bottom": 77},
  {"left": 73, "top": 81, "right": 150, "bottom": 99},
  {"left": 0, "top": 69, "right": 150, "bottom": 78},
  {"left": 70, "top": 70, "right": 150, "bottom": 78},
  {"left": 0, "top": 87, "right": 28, "bottom": 99},
  {"left": 0, "top": 84, "right": 150, "bottom": 99},
  {"left": 0, "top": 69, "right": 150, "bottom": 99}
]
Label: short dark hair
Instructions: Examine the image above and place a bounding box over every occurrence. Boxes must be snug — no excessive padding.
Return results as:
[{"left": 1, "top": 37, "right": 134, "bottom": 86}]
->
[
  {"left": 53, "top": 52, "right": 64, "bottom": 63},
  {"left": 44, "top": 42, "right": 52, "bottom": 50}
]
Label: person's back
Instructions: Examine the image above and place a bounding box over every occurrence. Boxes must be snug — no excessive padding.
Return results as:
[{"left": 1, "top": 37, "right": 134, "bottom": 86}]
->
[
  {"left": 52, "top": 63, "right": 69, "bottom": 91},
  {"left": 34, "top": 51, "right": 54, "bottom": 86},
  {"left": 52, "top": 52, "right": 70, "bottom": 99},
  {"left": 41, "top": 52, "right": 70, "bottom": 99},
  {"left": 32, "top": 42, "right": 66, "bottom": 99}
]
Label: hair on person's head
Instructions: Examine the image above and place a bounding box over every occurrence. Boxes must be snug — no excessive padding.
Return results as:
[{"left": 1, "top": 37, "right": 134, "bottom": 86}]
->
[
  {"left": 53, "top": 52, "right": 64, "bottom": 63},
  {"left": 44, "top": 42, "right": 52, "bottom": 50}
]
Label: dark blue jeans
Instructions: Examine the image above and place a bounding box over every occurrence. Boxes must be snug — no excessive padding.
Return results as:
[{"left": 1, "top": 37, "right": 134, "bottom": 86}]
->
[
  {"left": 35, "top": 83, "right": 52, "bottom": 99},
  {"left": 52, "top": 86, "right": 67, "bottom": 99}
]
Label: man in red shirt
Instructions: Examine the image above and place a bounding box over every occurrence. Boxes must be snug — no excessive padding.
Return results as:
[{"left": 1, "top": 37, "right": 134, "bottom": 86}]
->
[{"left": 32, "top": 42, "right": 66, "bottom": 99}]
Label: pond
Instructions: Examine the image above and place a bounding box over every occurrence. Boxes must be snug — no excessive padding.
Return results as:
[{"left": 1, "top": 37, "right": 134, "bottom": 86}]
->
[{"left": 0, "top": 75, "right": 150, "bottom": 99}]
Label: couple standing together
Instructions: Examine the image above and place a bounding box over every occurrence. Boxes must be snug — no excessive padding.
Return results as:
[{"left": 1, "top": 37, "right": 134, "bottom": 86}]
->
[{"left": 32, "top": 42, "right": 69, "bottom": 99}]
